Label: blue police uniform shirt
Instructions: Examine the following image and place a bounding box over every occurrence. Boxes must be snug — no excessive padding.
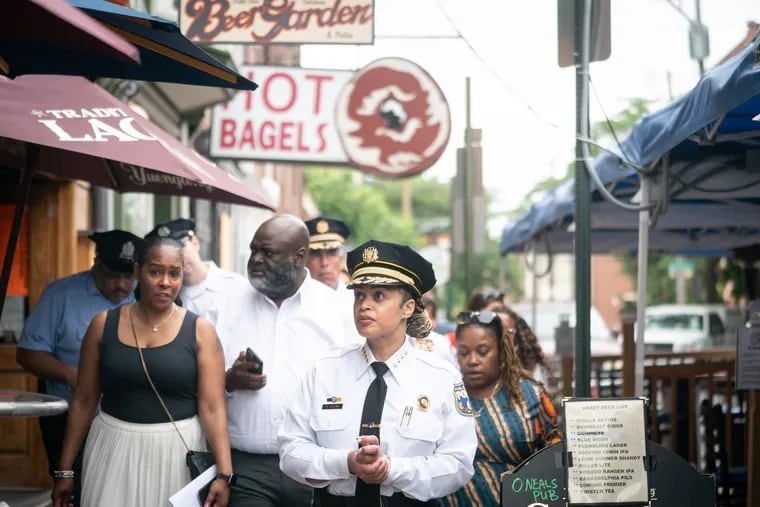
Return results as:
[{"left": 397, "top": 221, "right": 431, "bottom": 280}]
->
[{"left": 17, "top": 270, "right": 134, "bottom": 402}]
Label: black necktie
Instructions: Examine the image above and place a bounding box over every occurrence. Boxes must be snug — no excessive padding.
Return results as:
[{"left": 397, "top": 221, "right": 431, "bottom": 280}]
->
[{"left": 355, "top": 361, "right": 389, "bottom": 500}]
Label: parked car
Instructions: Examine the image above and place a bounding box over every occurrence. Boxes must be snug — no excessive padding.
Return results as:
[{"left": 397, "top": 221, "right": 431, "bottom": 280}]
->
[
  {"left": 643, "top": 304, "right": 742, "bottom": 352},
  {"left": 510, "top": 301, "right": 620, "bottom": 357}
]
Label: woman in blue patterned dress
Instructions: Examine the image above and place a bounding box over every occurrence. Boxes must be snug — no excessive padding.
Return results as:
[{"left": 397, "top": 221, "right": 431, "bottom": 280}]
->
[{"left": 443, "top": 310, "right": 560, "bottom": 507}]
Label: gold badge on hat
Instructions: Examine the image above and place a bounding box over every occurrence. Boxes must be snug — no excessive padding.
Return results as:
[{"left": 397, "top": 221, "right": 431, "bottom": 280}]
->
[
  {"left": 362, "top": 246, "right": 379, "bottom": 263},
  {"left": 417, "top": 394, "right": 430, "bottom": 412},
  {"left": 316, "top": 220, "right": 329, "bottom": 234}
]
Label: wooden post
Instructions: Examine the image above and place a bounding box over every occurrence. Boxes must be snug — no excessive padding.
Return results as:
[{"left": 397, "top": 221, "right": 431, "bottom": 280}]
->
[
  {"left": 619, "top": 303, "right": 637, "bottom": 396},
  {"left": 562, "top": 356, "right": 574, "bottom": 398},
  {"left": 55, "top": 182, "right": 78, "bottom": 279}
]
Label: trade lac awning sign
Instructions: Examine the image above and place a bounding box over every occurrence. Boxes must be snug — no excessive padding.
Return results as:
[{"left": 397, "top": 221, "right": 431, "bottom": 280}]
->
[
  {"left": 563, "top": 398, "right": 649, "bottom": 505},
  {"left": 179, "top": 0, "right": 374, "bottom": 44}
]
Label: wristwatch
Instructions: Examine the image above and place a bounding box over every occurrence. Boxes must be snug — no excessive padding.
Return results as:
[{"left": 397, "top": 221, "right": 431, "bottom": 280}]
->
[{"left": 215, "top": 472, "right": 236, "bottom": 486}]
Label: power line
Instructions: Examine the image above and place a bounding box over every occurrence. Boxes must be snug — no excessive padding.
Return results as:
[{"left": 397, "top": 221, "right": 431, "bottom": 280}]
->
[
  {"left": 587, "top": 76, "right": 647, "bottom": 175},
  {"left": 433, "top": 0, "right": 564, "bottom": 130}
]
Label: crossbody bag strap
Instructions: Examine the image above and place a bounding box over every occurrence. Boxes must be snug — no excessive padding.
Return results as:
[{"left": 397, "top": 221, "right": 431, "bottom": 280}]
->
[{"left": 128, "top": 303, "right": 191, "bottom": 453}]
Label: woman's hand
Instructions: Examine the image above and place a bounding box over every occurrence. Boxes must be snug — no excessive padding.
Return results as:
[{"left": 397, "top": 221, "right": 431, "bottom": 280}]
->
[
  {"left": 51, "top": 478, "right": 75, "bottom": 507},
  {"left": 202, "top": 478, "right": 230, "bottom": 507},
  {"left": 352, "top": 436, "right": 390, "bottom": 484}
]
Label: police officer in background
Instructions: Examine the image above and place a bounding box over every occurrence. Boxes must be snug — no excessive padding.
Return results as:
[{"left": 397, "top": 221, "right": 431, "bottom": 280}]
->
[
  {"left": 16, "top": 229, "right": 143, "bottom": 506},
  {"left": 278, "top": 239, "right": 476, "bottom": 506},
  {"left": 305, "top": 217, "right": 354, "bottom": 303},
  {"left": 145, "top": 218, "right": 248, "bottom": 318},
  {"left": 305, "top": 216, "right": 362, "bottom": 343}
]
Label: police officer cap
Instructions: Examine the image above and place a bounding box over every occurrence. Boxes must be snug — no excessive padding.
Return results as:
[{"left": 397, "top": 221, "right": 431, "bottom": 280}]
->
[
  {"left": 346, "top": 239, "right": 436, "bottom": 296},
  {"left": 89, "top": 229, "right": 143, "bottom": 273},
  {"left": 305, "top": 217, "right": 350, "bottom": 250},
  {"left": 145, "top": 218, "right": 195, "bottom": 242}
]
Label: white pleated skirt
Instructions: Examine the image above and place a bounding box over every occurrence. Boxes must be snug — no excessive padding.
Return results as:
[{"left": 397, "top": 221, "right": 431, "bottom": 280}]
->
[{"left": 81, "top": 412, "right": 206, "bottom": 507}]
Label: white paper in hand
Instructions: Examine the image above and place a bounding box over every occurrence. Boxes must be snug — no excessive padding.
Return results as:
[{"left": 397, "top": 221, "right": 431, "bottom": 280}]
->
[{"left": 168, "top": 465, "right": 217, "bottom": 507}]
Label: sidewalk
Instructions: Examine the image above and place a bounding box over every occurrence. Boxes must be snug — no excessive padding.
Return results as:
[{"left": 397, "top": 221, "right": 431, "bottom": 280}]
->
[{"left": 0, "top": 490, "right": 51, "bottom": 507}]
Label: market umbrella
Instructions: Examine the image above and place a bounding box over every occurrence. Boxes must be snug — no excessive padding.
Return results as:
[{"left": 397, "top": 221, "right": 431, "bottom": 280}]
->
[
  {"left": 0, "top": 75, "right": 273, "bottom": 313},
  {"left": 66, "top": 0, "right": 257, "bottom": 90},
  {"left": 0, "top": 0, "right": 140, "bottom": 77}
]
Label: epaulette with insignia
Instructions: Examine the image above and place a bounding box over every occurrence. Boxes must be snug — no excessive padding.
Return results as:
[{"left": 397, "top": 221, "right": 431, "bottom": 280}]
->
[{"left": 414, "top": 337, "right": 434, "bottom": 352}]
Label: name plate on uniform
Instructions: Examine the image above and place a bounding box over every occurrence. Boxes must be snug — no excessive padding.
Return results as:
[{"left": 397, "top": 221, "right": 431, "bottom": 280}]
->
[{"left": 563, "top": 398, "right": 649, "bottom": 506}]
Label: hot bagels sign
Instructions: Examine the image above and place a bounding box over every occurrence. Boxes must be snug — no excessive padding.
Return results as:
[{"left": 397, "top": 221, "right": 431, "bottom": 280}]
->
[{"left": 210, "top": 58, "right": 451, "bottom": 178}]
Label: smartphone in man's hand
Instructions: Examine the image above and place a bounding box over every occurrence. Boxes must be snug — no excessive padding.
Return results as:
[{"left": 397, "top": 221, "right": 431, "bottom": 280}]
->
[{"left": 245, "top": 347, "right": 264, "bottom": 374}]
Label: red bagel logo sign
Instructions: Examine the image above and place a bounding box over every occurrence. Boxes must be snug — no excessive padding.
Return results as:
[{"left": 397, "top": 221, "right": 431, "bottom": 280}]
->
[
  {"left": 336, "top": 58, "right": 451, "bottom": 178},
  {"left": 210, "top": 58, "right": 450, "bottom": 178}
]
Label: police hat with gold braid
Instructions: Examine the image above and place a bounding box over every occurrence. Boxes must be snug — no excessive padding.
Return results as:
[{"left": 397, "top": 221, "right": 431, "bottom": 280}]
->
[
  {"left": 305, "top": 217, "right": 350, "bottom": 250},
  {"left": 346, "top": 240, "right": 436, "bottom": 296}
]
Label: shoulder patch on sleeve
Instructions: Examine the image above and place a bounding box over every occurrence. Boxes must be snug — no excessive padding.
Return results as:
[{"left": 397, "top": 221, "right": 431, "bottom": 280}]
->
[{"left": 453, "top": 382, "right": 473, "bottom": 417}]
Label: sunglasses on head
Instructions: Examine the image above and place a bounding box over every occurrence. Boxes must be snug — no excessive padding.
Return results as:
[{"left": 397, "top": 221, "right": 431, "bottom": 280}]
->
[
  {"left": 456, "top": 310, "right": 499, "bottom": 326},
  {"left": 478, "top": 290, "right": 504, "bottom": 302}
]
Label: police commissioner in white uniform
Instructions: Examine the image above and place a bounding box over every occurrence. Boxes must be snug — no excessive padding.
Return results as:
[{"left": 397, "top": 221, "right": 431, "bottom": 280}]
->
[{"left": 277, "top": 340, "right": 477, "bottom": 500}]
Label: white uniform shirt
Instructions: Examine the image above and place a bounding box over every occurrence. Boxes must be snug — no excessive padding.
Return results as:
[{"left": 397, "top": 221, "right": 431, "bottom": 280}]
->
[
  {"left": 209, "top": 275, "right": 351, "bottom": 453},
  {"left": 180, "top": 261, "right": 248, "bottom": 319},
  {"left": 278, "top": 341, "right": 477, "bottom": 501},
  {"left": 408, "top": 331, "right": 458, "bottom": 369}
]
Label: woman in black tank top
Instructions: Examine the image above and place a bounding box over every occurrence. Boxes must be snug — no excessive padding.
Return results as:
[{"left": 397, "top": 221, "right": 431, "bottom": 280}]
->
[{"left": 53, "top": 236, "right": 233, "bottom": 507}]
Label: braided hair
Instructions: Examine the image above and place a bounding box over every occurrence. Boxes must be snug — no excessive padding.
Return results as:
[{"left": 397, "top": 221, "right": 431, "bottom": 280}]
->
[
  {"left": 401, "top": 287, "right": 433, "bottom": 339},
  {"left": 493, "top": 304, "right": 552, "bottom": 377}
]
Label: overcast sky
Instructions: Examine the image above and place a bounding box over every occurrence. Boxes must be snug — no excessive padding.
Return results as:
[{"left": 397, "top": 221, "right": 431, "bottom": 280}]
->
[{"left": 300, "top": 0, "right": 758, "bottom": 235}]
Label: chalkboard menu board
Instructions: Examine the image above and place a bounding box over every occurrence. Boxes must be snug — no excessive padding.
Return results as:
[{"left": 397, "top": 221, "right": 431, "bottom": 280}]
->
[
  {"left": 501, "top": 441, "right": 716, "bottom": 507},
  {"left": 564, "top": 398, "right": 649, "bottom": 505}
]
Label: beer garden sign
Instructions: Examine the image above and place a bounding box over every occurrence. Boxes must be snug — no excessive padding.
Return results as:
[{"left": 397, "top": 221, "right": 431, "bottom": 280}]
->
[{"left": 179, "top": 0, "right": 374, "bottom": 45}]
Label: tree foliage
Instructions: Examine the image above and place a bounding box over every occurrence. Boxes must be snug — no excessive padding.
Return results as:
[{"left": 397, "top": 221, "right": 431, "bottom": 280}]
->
[
  {"left": 304, "top": 166, "right": 524, "bottom": 319},
  {"left": 370, "top": 175, "right": 452, "bottom": 223},
  {"left": 303, "top": 167, "right": 419, "bottom": 246}
]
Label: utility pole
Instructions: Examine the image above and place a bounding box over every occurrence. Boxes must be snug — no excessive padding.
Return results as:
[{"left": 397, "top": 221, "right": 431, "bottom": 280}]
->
[
  {"left": 665, "top": 0, "right": 709, "bottom": 77},
  {"left": 464, "top": 77, "right": 473, "bottom": 300},
  {"left": 400, "top": 179, "right": 413, "bottom": 220},
  {"left": 694, "top": 0, "right": 705, "bottom": 76},
  {"left": 557, "top": 0, "right": 609, "bottom": 396},
  {"left": 574, "top": 0, "right": 592, "bottom": 397}
]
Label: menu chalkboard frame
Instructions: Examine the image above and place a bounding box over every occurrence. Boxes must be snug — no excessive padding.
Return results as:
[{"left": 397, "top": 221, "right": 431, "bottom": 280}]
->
[{"left": 562, "top": 397, "right": 651, "bottom": 506}]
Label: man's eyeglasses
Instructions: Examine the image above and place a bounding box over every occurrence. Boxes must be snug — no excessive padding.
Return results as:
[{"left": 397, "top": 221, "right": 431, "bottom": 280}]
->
[{"left": 456, "top": 310, "right": 499, "bottom": 326}]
